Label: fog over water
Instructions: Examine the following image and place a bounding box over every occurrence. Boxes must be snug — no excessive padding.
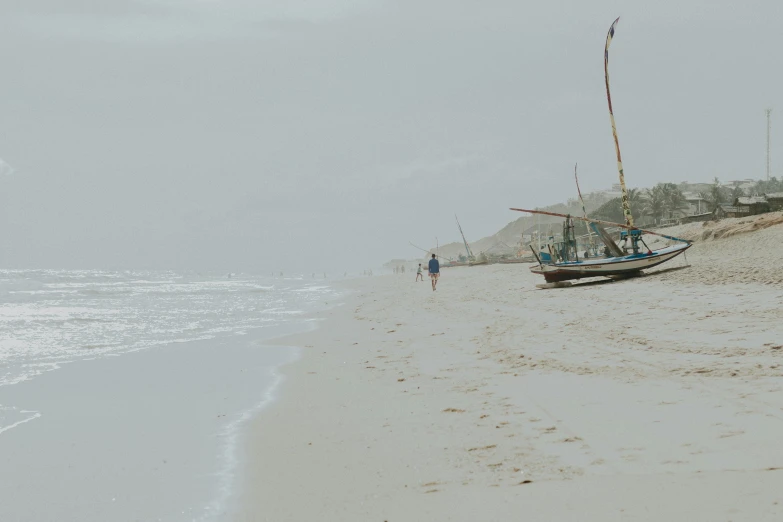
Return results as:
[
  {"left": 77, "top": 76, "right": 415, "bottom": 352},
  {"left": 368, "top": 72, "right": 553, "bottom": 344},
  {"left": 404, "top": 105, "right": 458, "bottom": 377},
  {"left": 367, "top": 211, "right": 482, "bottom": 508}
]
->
[{"left": 0, "top": 0, "right": 780, "bottom": 273}]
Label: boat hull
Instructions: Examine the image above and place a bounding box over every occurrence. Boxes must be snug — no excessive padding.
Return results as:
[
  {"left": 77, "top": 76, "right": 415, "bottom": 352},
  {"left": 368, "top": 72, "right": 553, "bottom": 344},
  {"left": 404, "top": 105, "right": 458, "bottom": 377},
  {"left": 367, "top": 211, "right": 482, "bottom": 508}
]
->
[{"left": 530, "top": 243, "right": 691, "bottom": 283}]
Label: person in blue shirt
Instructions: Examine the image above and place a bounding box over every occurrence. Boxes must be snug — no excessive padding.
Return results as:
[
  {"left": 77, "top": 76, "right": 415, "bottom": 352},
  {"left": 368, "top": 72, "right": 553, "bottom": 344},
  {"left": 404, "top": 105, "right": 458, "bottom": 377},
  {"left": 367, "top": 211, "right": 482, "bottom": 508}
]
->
[{"left": 427, "top": 254, "right": 440, "bottom": 291}]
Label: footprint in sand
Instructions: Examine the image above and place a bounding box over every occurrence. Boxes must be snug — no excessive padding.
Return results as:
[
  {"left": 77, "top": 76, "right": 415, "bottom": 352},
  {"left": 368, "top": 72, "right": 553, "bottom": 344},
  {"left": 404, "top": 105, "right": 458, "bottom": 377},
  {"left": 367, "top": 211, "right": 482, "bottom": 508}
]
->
[
  {"left": 467, "top": 444, "right": 497, "bottom": 452},
  {"left": 422, "top": 481, "right": 440, "bottom": 493}
]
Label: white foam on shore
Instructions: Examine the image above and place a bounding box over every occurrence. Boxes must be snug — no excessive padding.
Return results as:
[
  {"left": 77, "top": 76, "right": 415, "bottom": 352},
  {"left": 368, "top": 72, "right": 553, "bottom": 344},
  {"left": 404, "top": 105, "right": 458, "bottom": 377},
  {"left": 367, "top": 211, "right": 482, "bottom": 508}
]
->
[
  {"left": 198, "top": 363, "right": 292, "bottom": 522},
  {"left": 0, "top": 409, "right": 42, "bottom": 435},
  {"left": 199, "top": 318, "right": 330, "bottom": 521},
  {"left": 0, "top": 270, "right": 334, "bottom": 390}
]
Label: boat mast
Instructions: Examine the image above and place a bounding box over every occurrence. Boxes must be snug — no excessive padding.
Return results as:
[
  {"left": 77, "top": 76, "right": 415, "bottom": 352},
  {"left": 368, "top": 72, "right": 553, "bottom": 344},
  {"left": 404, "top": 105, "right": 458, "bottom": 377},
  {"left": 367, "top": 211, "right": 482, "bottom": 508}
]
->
[
  {"left": 574, "top": 162, "right": 594, "bottom": 250},
  {"left": 604, "top": 17, "right": 634, "bottom": 227},
  {"left": 455, "top": 215, "right": 474, "bottom": 261},
  {"left": 767, "top": 108, "right": 772, "bottom": 181},
  {"left": 536, "top": 213, "right": 540, "bottom": 251}
]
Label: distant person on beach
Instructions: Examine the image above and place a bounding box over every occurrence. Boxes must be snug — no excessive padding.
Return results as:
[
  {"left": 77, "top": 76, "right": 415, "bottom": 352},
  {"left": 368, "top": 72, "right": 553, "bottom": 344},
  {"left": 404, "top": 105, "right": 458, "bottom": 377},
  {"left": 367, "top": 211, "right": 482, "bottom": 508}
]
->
[
  {"left": 415, "top": 264, "right": 424, "bottom": 282},
  {"left": 428, "top": 254, "right": 440, "bottom": 291}
]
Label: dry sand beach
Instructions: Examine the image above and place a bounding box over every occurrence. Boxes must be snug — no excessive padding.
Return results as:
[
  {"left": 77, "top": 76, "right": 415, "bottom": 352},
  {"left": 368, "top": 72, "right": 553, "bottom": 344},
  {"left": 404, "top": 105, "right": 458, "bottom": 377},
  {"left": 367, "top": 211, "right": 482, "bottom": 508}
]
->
[{"left": 236, "top": 216, "right": 783, "bottom": 522}]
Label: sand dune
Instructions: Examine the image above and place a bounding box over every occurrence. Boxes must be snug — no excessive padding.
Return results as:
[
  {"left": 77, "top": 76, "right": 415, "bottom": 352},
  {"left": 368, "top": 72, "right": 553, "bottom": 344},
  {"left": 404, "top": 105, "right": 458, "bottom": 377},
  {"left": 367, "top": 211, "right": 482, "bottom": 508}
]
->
[
  {"left": 236, "top": 220, "right": 783, "bottom": 521},
  {"left": 645, "top": 212, "right": 783, "bottom": 285}
]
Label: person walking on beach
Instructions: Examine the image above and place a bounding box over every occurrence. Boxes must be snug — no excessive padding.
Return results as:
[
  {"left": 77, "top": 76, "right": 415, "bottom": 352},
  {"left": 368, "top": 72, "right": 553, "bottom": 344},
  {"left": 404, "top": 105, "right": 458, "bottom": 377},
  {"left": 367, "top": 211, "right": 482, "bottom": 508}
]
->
[
  {"left": 415, "top": 263, "right": 424, "bottom": 282},
  {"left": 428, "top": 254, "right": 440, "bottom": 291}
]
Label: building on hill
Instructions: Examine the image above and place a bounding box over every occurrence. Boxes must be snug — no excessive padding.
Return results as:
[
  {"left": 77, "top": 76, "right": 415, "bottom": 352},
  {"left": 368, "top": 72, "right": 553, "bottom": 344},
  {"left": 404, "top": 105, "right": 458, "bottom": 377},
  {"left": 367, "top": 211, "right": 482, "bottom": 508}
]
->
[
  {"left": 683, "top": 192, "right": 707, "bottom": 216},
  {"left": 725, "top": 179, "right": 757, "bottom": 192},
  {"left": 679, "top": 212, "right": 713, "bottom": 224},
  {"left": 714, "top": 204, "right": 749, "bottom": 219},
  {"left": 678, "top": 181, "right": 713, "bottom": 194},
  {"left": 734, "top": 196, "right": 770, "bottom": 216},
  {"left": 765, "top": 192, "right": 783, "bottom": 212}
]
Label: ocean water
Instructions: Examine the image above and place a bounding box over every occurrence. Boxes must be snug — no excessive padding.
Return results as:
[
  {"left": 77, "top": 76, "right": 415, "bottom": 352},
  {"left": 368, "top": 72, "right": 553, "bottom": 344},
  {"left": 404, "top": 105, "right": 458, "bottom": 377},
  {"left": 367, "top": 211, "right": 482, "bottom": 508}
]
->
[{"left": 0, "top": 269, "right": 339, "bottom": 521}]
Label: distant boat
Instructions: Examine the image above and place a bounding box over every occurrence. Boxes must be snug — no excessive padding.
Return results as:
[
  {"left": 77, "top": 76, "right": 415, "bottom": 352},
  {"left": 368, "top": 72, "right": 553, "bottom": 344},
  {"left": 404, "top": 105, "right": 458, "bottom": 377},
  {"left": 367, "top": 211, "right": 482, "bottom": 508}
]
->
[
  {"left": 455, "top": 215, "right": 483, "bottom": 266},
  {"left": 510, "top": 18, "right": 691, "bottom": 286}
]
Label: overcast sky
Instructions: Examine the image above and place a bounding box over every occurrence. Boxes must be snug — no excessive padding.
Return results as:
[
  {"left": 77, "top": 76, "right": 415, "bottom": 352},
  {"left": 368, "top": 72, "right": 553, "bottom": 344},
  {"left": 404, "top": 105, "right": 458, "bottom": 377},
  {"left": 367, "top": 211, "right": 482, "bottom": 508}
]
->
[{"left": 0, "top": 0, "right": 781, "bottom": 273}]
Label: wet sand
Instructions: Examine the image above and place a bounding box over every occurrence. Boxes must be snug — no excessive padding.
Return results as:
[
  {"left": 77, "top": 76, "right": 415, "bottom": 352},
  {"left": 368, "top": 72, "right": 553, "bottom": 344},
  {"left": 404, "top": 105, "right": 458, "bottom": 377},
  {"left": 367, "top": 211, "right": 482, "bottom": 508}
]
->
[
  {"left": 0, "top": 324, "right": 305, "bottom": 522},
  {"left": 236, "top": 225, "right": 783, "bottom": 521}
]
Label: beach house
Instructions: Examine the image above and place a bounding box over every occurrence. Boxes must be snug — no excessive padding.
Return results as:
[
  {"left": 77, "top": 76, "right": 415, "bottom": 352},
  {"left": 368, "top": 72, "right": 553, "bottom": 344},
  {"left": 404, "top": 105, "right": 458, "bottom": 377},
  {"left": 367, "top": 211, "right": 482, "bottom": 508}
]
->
[
  {"left": 765, "top": 192, "right": 783, "bottom": 212},
  {"left": 733, "top": 196, "right": 770, "bottom": 216}
]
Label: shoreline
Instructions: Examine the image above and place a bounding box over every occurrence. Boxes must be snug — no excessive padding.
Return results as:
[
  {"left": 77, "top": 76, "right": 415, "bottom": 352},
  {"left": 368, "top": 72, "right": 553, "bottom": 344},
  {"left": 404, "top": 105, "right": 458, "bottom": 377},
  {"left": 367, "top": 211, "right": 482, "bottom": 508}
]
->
[
  {"left": 0, "top": 321, "right": 314, "bottom": 522},
  {"left": 236, "top": 260, "right": 783, "bottom": 521}
]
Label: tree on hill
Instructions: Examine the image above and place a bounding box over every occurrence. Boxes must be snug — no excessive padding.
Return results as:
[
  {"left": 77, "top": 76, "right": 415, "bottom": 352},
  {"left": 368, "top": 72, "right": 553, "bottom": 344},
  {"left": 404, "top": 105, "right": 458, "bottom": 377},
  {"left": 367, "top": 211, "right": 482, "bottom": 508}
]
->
[
  {"left": 627, "top": 188, "right": 647, "bottom": 210},
  {"left": 659, "top": 183, "right": 689, "bottom": 219},
  {"left": 729, "top": 185, "right": 746, "bottom": 201},
  {"left": 588, "top": 188, "right": 646, "bottom": 224},
  {"left": 699, "top": 178, "right": 734, "bottom": 212},
  {"left": 751, "top": 177, "right": 783, "bottom": 195},
  {"left": 698, "top": 177, "right": 730, "bottom": 212},
  {"left": 589, "top": 185, "right": 690, "bottom": 225},
  {"left": 644, "top": 185, "right": 667, "bottom": 223}
]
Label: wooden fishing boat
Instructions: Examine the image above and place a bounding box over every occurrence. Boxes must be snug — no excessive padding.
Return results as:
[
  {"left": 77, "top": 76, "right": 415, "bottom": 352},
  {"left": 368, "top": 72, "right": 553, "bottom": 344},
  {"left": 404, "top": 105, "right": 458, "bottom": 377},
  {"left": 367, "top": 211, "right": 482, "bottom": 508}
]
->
[
  {"left": 513, "top": 210, "right": 692, "bottom": 284},
  {"left": 530, "top": 242, "right": 690, "bottom": 282},
  {"left": 468, "top": 254, "right": 489, "bottom": 266},
  {"left": 511, "top": 18, "right": 692, "bottom": 286}
]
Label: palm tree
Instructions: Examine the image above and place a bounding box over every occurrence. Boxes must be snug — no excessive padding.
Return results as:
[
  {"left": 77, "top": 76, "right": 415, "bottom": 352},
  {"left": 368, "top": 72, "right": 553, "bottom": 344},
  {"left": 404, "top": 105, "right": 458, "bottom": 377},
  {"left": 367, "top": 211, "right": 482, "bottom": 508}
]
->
[
  {"left": 643, "top": 185, "right": 667, "bottom": 223},
  {"left": 752, "top": 177, "right": 782, "bottom": 196},
  {"left": 729, "top": 185, "right": 746, "bottom": 202},
  {"left": 590, "top": 189, "right": 646, "bottom": 224},
  {"left": 589, "top": 197, "right": 625, "bottom": 223},
  {"left": 627, "top": 188, "right": 647, "bottom": 210},
  {"left": 660, "top": 183, "right": 689, "bottom": 218},
  {"left": 699, "top": 177, "right": 725, "bottom": 212}
]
